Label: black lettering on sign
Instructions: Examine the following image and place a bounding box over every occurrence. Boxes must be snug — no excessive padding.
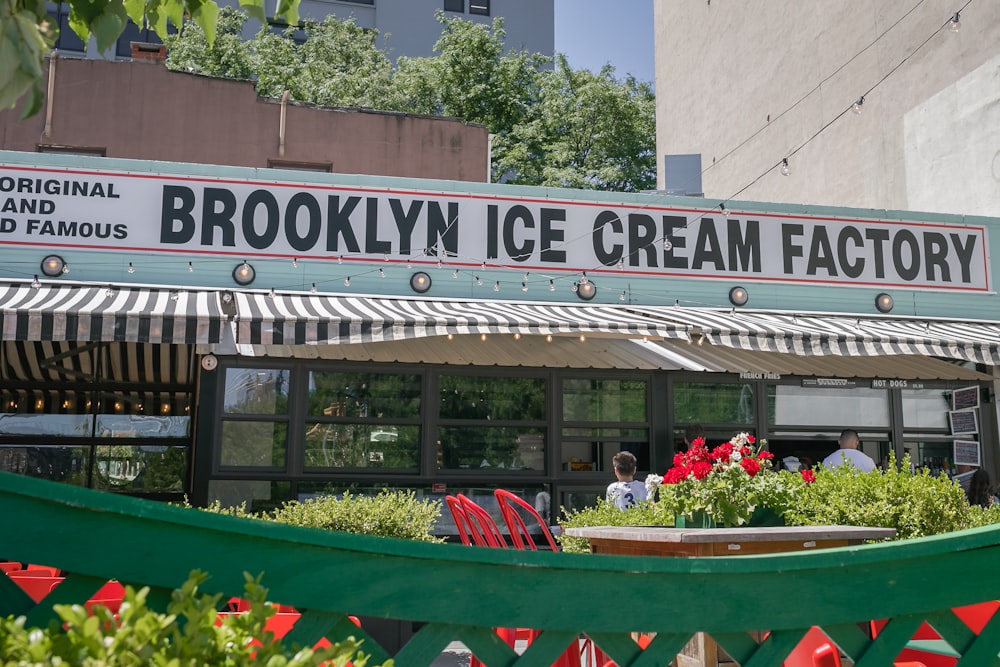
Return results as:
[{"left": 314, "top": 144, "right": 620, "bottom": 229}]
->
[
  {"left": 390, "top": 199, "right": 423, "bottom": 256},
  {"left": 242, "top": 190, "right": 280, "bottom": 250},
  {"left": 781, "top": 223, "right": 804, "bottom": 275},
  {"left": 692, "top": 217, "right": 725, "bottom": 271},
  {"left": 487, "top": 204, "right": 499, "bottom": 259},
  {"left": 865, "top": 228, "right": 889, "bottom": 279},
  {"left": 539, "top": 208, "right": 566, "bottom": 263},
  {"left": 806, "top": 226, "right": 837, "bottom": 276},
  {"left": 629, "top": 213, "right": 658, "bottom": 267},
  {"left": 923, "top": 232, "right": 949, "bottom": 282},
  {"left": 662, "top": 215, "right": 687, "bottom": 269},
  {"left": 892, "top": 229, "right": 920, "bottom": 281},
  {"left": 592, "top": 210, "right": 622, "bottom": 267},
  {"left": 201, "top": 188, "right": 237, "bottom": 247},
  {"left": 326, "top": 195, "right": 361, "bottom": 253},
  {"left": 837, "top": 226, "right": 865, "bottom": 278},
  {"left": 950, "top": 233, "right": 977, "bottom": 283},
  {"left": 728, "top": 219, "right": 760, "bottom": 272},
  {"left": 365, "top": 197, "right": 391, "bottom": 255},
  {"left": 427, "top": 201, "right": 458, "bottom": 258},
  {"left": 285, "top": 192, "right": 321, "bottom": 252},
  {"left": 160, "top": 185, "right": 196, "bottom": 244},
  {"left": 503, "top": 204, "right": 534, "bottom": 262}
]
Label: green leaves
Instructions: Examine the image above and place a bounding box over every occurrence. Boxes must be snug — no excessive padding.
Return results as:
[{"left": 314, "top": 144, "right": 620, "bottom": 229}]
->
[{"left": 0, "top": 0, "right": 53, "bottom": 118}]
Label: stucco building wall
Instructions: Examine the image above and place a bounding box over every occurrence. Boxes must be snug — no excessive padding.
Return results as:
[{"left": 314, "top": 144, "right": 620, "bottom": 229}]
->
[{"left": 0, "top": 58, "right": 489, "bottom": 182}]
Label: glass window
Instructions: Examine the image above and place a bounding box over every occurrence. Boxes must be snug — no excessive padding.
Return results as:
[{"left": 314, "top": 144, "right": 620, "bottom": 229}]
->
[
  {"left": 563, "top": 379, "right": 647, "bottom": 422},
  {"left": 438, "top": 426, "right": 545, "bottom": 472},
  {"left": 769, "top": 385, "right": 889, "bottom": 427},
  {"left": 439, "top": 375, "right": 546, "bottom": 421},
  {"left": 93, "top": 445, "right": 188, "bottom": 492},
  {"left": 304, "top": 424, "right": 419, "bottom": 469},
  {"left": 673, "top": 382, "right": 755, "bottom": 424},
  {"left": 0, "top": 445, "right": 90, "bottom": 485},
  {"left": 469, "top": 0, "right": 489, "bottom": 15},
  {"left": 901, "top": 389, "right": 952, "bottom": 430},
  {"left": 220, "top": 421, "right": 287, "bottom": 468},
  {"left": 444, "top": 0, "right": 464, "bottom": 11},
  {"left": 223, "top": 368, "right": 290, "bottom": 414},
  {"left": 307, "top": 371, "right": 420, "bottom": 419}
]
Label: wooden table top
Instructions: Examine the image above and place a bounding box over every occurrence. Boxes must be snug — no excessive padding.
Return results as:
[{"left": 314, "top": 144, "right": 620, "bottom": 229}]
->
[{"left": 562, "top": 525, "right": 897, "bottom": 543}]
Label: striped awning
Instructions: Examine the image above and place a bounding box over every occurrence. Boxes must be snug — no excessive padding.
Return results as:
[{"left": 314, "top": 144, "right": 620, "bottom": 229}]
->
[
  {"left": 628, "top": 306, "right": 1000, "bottom": 365},
  {"left": 233, "top": 293, "right": 690, "bottom": 346},
  {"left": 0, "top": 284, "right": 227, "bottom": 345}
]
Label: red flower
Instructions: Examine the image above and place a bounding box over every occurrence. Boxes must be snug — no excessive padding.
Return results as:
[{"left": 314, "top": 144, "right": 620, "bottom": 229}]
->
[
  {"left": 690, "top": 437, "right": 705, "bottom": 448},
  {"left": 746, "top": 435, "right": 756, "bottom": 444},
  {"left": 801, "top": 469, "right": 816, "bottom": 483},
  {"left": 691, "top": 461, "right": 713, "bottom": 480},
  {"left": 758, "top": 450, "right": 774, "bottom": 460},
  {"left": 664, "top": 466, "right": 689, "bottom": 484},
  {"left": 740, "top": 445, "right": 753, "bottom": 457},
  {"left": 740, "top": 458, "right": 761, "bottom": 477}
]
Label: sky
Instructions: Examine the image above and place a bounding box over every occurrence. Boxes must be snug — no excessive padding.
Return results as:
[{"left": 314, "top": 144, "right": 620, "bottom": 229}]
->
[{"left": 553, "top": 0, "right": 655, "bottom": 84}]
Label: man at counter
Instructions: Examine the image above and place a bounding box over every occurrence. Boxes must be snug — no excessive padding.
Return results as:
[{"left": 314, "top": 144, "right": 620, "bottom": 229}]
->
[{"left": 822, "top": 429, "right": 877, "bottom": 472}]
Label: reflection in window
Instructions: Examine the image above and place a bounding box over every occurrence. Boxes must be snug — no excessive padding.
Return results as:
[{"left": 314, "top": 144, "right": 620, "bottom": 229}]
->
[
  {"left": 93, "top": 445, "right": 188, "bottom": 492},
  {"left": 207, "top": 479, "right": 292, "bottom": 514},
  {"left": 674, "top": 382, "right": 755, "bottom": 424},
  {"left": 439, "top": 375, "right": 546, "bottom": 421},
  {"left": 769, "top": 386, "right": 889, "bottom": 427},
  {"left": 307, "top": 371, "right": 420, "bottom": 419},
  {"left": 223, "top": 368, "right": 290, "bottom": 414},
  {"left": 563, "top": 379, "right": 647, "bottom": 422},
  {"left": 438, "top": 426, "right": 545, "bottom": 472},
  {"left": 305, "top": 424, "right": 419, "bottom": 469},
  {"left": 220, "top": 422, "right": 287, "bottom": 468},
  {"left": 0, "top": 446, "right": 89, "bottom": 485}
]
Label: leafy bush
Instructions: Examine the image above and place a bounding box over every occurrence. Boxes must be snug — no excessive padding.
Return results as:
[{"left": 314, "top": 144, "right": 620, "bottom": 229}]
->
[
  {"left": 783, "top": 454, "right": 972, "bottom": 539},
  {"left": 193, "top": 490, "right": 444, "bottom": 543},
  {"left": 0, "top": 570, "right": 388, "bottom": 666},
  {"left": 558, "top": 498, "right": 663, "bottom": 554}
]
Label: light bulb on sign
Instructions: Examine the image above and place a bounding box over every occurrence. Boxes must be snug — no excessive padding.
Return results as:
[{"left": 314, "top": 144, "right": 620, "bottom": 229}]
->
[{"left": 780, "top": 158, "right": 791, "bottom": 176}]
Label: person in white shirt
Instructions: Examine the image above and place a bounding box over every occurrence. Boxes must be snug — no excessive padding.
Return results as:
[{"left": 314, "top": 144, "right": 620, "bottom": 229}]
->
[
  {"left": 822, "top": 429, "right": 877, "bottom": 473},
  {"left": 606, "top": 451, "right": 648, "bottom": 509}
]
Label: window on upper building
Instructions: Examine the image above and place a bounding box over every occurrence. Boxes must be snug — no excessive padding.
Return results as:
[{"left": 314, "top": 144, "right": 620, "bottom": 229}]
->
[
  {"left": 469, "top": 0, "right": 489, "bottom": 15},
  {"left": 444, "top": 0, "right": 464, "bottom": 12}
]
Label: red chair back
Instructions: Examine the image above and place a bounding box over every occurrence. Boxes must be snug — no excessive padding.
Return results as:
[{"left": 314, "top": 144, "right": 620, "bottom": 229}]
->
[
  {"left": 494, "top": 489, "right": 559, "bottom": 551},
  {"left": 456, "top": 494, "right": 507, "bottom": 548},
  {"left": 445, "top": 496, "right": 474, "bottom": 546}
]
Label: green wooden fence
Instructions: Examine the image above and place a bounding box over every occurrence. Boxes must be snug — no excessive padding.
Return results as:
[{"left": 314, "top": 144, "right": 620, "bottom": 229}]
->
[{"left": 2, "top": 471, "right": 1000, "bottom": 666}]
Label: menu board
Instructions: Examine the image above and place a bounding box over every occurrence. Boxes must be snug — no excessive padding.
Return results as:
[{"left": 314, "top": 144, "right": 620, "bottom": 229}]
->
[
  {"left": 948, "top": 409, "right": 979, "bottom": 436},
  {"left": 953, "top": 439, "right": 981, "bottom": 467},
  {"left": 952, "top": 386, "right": 980, "bottom": 411}
]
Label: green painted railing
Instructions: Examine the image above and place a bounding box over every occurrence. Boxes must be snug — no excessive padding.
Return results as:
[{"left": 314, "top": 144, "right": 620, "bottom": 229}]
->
[{"left": 2, "top": 470, "right": 1000, "bottom": 666}]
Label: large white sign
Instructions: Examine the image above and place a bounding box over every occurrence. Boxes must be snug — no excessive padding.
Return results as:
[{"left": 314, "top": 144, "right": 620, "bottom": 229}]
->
[{"left": 0, "top": 163, "right": 992, "bottom": 291}]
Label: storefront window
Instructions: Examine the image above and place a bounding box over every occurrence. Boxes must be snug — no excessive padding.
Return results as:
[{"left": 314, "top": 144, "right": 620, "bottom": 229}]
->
[
  {"left": 93, "top": 445, "right": 188, "bottom": 492},
  {"left": 304, "top": 424, "right": 419, "bottom": 469},
  {"left": 207, "top": 479, "right": 292, "bottom": 513},
  {"left": 220, "top": 422, "right": 287, "bottom": 468},
  {"left": 562, "top": 379, "right": 647, "bottom": 422},
  {"left": 223, "top": 368, "right": 290, "bottom": 414},
  {"left": 439, "top": 375, "right": 545, "bottom": 421},
  {"left": 769, "top": 385, "right": 889, "bottom": 427},
  {"left": 0, "top": 445, "right": 89, "bottom": 485},
  {"left": 673, "top": 382, "right": 755, "bottom": 424},
  {"left": 438, "top": 426, "right": 545, "bottom": 471},
  {"left": 307, "top": 371, "right": 420, "bottom": 418},
  {"left": 0, "top": 413, "right": 92, "bottom": 436},
  {"left": 901, "top": 389, "right": 952, "bottom": 430}
]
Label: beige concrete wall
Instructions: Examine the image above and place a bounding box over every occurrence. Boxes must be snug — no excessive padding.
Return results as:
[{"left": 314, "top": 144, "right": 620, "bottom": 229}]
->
[
  {"left": 0, "top": 57, "right": 489, "bottom": 182},
  {"left": 654, "top": 0, "right": 1000, "bottom": 216}
]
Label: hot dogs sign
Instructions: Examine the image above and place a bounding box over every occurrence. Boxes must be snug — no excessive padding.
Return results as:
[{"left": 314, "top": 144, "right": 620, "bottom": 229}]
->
[{"left": 0, "top": 162, "right": 991, "bottom": 292}]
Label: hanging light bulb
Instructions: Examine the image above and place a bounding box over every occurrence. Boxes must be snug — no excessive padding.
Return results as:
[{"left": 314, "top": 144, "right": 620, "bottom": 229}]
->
[
  {"left": 310, "top": 282, "right": 317, "bottom": 293},
  {"left": 620, "top": 290, "right": 626, "bottom": 301},
  {"left": 579, "top": 334, "right": 586, "bottom": 342},
  {"left": 406, "top": 258, "right": 412, "bottom": 269},
  {"left": 127, "top": 262, "right": 135, "bottom": 274},
  {"left": 481, "top": 261, "right": 487, "bottom": 270},
  {"left": 475, "top": 275, "right": 483, "bottom": 286},
  {"left": 616, "top": 258, "right": 624, "bottom": 270},
  {"left": 291, "top": 257, "right": 298, "bottom": 268},
  {"left": 949, "top": 11, "right": 960, "bottom": 31},
  {"left": 852, "top": 96, "right": 864, "bottom": 114},
  {"left": 453, "top": 269, "right": 459, "bottom": 279},
  {"left": 480, "top": 333, "right": 488, "bottom": 341},
  {"left": 580, "top": 271, "right": 588, "bottom": 284},
  {"left": 514, "top": 332, "right": 521, "bottom": 340},
  {"left": 572, "top": 282, "right": 579, "bottom": 293},
  {"left": 437, "top": 258, "right": 443, "bottom": 269},
  {"left": 379, "top": 268, "right": 385, "bottom": 278},
  {"left": 719, "top": 203, "right": 729, "bottom": 216},
  {"left": 493, "top": 281, "right": 500, "bottom": 292},
  {"left": 338, "top": 255, "right": 343, "bottom": 264},
  {"left": 663, "top": 237, "right": 673, "bottom": 251},
  {"left": 344, "top": 276, "right": 351, "bottom": 286},
  {"left": 780, "top": 158, "right": 791, "bottom": 176},
  {"left": 268, "top": 287, "right": 276, "bottom": 298},
  {"left": 188, "top": 261, "right": 194, "bottom": 272},
  {"left": 31, "top": 275, "right": 40, "bottom": 288},
  {"left": 383, "top": 252, "right": 389, "bottom": 262},
  {"left": 548, "top": 279, "right": 555, "bottom": 292},
  {"left": 521, "top": 282, "right": 528, "bottom": 292},
  {"left": 61, "top": 262, "right": 70, "bottom": 274},
  {"left": 523, "top": 272, "right": 530, "bottom": 281},
  {"left": 105, "top": 285, "right": 114, "bottom": 298},
  {"left": 545, "top": 334, "right": 553, "bottom": 343}
]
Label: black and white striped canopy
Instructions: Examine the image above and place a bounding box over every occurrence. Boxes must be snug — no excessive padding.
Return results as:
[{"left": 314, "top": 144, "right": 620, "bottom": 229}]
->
[
  {"left": 629, "top": 306, "right": 1000, "bottom": 365},
  {"left": 0, "top": 284, "right": 227, "bottom": 345},
  {"left": 234, "top": 293, "right": 690, "bottom": 346}
]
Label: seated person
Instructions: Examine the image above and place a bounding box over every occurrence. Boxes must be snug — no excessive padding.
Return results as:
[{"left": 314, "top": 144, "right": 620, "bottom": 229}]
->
[
  {"left": 822, "top": 429, "right": 876, "bottom": 472},
  {"left": 606, "top": 451, "right": 648, "bottom": 510}
]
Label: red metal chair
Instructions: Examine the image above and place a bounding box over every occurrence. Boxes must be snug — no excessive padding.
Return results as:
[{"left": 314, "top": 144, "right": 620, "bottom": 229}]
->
[
  {"left": 455, "top": 494, "right": 507, "bottom": 548},
  {"left": 445, "top": 495, "right": 475, "bottom": 547},
  {"left": 494, "top": 489, "right": 559, "bottom": 551}
]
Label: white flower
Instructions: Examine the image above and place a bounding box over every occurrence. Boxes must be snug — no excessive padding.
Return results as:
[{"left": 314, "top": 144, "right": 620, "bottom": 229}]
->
[
  {"left": 731, "top": 451, "right": 742, "bottom": 462},
  {"left": 644, "top": 473, "right": 663, "bottom": 497}
]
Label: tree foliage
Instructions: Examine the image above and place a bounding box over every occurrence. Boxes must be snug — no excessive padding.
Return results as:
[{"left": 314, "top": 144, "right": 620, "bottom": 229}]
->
[{"left": 164, "top": 11, "right": 656, "bottom": 192}]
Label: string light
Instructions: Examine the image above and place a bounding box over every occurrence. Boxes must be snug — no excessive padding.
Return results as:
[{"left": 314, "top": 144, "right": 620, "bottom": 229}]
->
[
  {"left": 545, "top": 334, "right": 553, "bottom": 343},
  {"left": 852, "top": 96, "right": 864, "bottom": 114},
  {"left": 949, "top": 11, "right": 960, "bottom": 32},
  {"left": 514, "top": 332, "right": 521, "bottom": 340},
  {"left": 310, "top": 282, "right": 317, "bottom": 293},
  {"left": 719, "top": 203, "right": 729, "bottom": 216},
  {"left": 268, "top": 287, "right": 276, "bottom": 298},
  {"left": 617, "top": 259, "right": 624, "bottom": 270},
  {"left": 383, "top": 252, "right": 389, "bottom": 261},
  {"left": 523, "top": 272, "right": 530, "bottom": 281},
  {"left": 338, "top": 256, "right": 343, "bottom": 264},
  {"left": 475, "top": 275, "right": 483, "bottom": 286},
  {"left": 663, "top": 238, "right": 673, "bottom": 251},
  {"left": 620, "top": 290, "right": 626, "bottom": 301},
  {"left": 291, "top": 257, "right": 298, "bottom": 268},
  {"left": 480, "top": 333, "right": 488, "bottom": 341},
  {"left": 105, "top": 285, "right": 114, "bottom": 298},
  {"left": 188, "top": 261, "right": 194, "bottom": 272},
  {"left": 453, "top": 269, "right": 459, "bottom": 279},
  {"left": 780, "top": 158, "right": 791, "bottom": 176},
  {"left": 62, "top": 262, "right": 69, "bottom": 274},
  {"left": 171, "top": 290, "right": 180, "bottom": 302},
  {"left": 31, "top": 275, "right": 40, "bottom": 288},
  {"left": 127, "top": 262, "right": 134, "bottom": 274},
  {"left": 580, "top": 271, "right": 588, "bottom": 284},
  {"left": 437, "top": 258, "right": 443, "bottom": 269},
  {"left": 344, "top": 276, "right": 351, "bottom": 286},
  {"left": 406, "top": 259, "right": 412, "bottom": 269},
  {"left": 521, "top": 282, "right": 528, "bottom": 292},
  {"left": 549, "top": 279, "right": 555, "bottom": 291},
  {"left": 493, "top": 281, "right": 500, "bottom": 292},
  {"left": 571, "top": 283, "right": 579, "bottom": 293},
  {"left": 481, "top": 261, "right": 487, "bottom": 270},
  {"left": 379, "top": 268, "right": 385, "bottom": 278},
  {"left": 579, "top": 334, "right": 586, "bottom": 342}
]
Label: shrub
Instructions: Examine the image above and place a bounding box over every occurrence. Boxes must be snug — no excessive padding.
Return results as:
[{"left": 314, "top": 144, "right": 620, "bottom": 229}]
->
[
  {"left": 783, "top": 453, "right": 972, "bottom": 539},
  {"left": 0, "top": 570, "right": 388, "bottom": 666},
  {"left": 558, "top": 498, "right": 663, "bottom": 554}
]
